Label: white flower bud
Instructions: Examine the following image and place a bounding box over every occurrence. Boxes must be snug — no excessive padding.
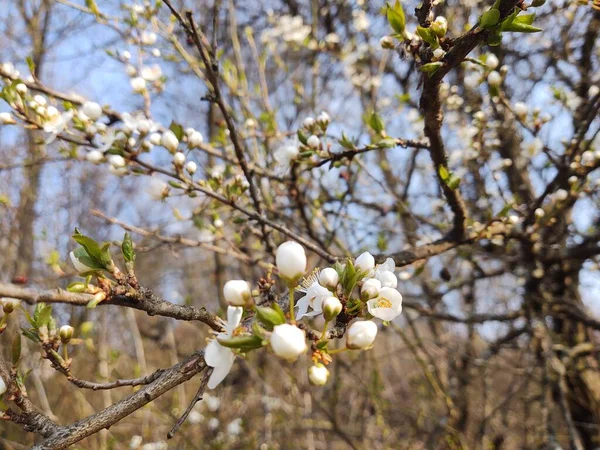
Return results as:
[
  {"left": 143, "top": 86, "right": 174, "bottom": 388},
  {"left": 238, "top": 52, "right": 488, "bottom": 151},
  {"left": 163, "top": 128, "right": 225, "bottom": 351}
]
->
[
  {"left": 129, "top": 435, "right": 142, "bottom": 449},
  {"left": 130, "top": 77, "right": 146, "bottom": 92},
  {"left": 361, "top": 278, "right": 381, "bottom": 300},
  {"left": 162, "top": 130, "right": 179, "bottom": 153},
  {"left": 308, "top": 364, "right": 330, "bottom": 386},
  {"left": 432, "top": 48, "right": 445, "bottom": 60},
  {"left": 33, "top": 95, "right": 46, "bottom": 106},
  {"left": 86, "top": 150, "right": 104, "bottom": 164},
  {"left": 276, "top": 241, "right": 307, "bottom": 282},
  {"left": 147, "top": 177, "right": 168, "bottom": 200},
  {"left": 245, "top": 118, "right": 255, "bottom": 128},
  {"left": 319, "top": 268, "right": 339, "bottom": 289},
  {"left": 486, "top": 54, "right": 499, "bottom": 70},
  {"left": 270, "top": 324, "right": 307, "bottom": 361},
  {"left": 173, "top": 151, "right": 186, "bottom": 166},
  {"left": 152, "top": 48, "right": 161, "bottom": 57},
  {"left": 487, "top": 71, "right": 502, "bottom": 87},
  {"left": 69, "top": 251, "right": 95, "bottom": 274},
  {"left": 307, "top": 134, "right": 320, "bottom": 148},
  {"left": 149, "top": 132, "right": 161, "bottom": 146},
  {"left": 126, "top": 64, "right": 137, "bottom": 77},
  {"left": 188, "top": 131, "right": 204, "bottom": 148},
  {"left": 513, "top": 102, "right": 528, "bottom": 118},
  {"left": 59, "top": 325, "right": 74, "bottom": 343},
  {"left": 140, "top": 31, "right": 157, "bottom": 46},
  {"left": 186, "top": 161, "right": 197, "bottom": 175},
  {"left": 214, "top": 218, "right": 224, "bottom": 228},
  {"left": 223, "top": 280, "right": 251, "bottom": 307},
  {"left": 81, "top": 102, "right": 103, "bottom": 121},
  {"left": 355, "top": 251, "right": 375, "bottom": 273},
  {"left": 346, "top": 320, "right": 378, "bottom": 350},
  {"left": 322, "top": 296, "right": 342, "bottom": 321},
  {"left": 303, "top": 117, "right": 315, "bottom": 128},
  {"left": 15, "top": 83, "right": 27, "bottom": 94},
  {"left": 108, "top": 154, "right": 126, "bottom": 168},
  {"left": 508, "top": 215, "right": 520, "bottom": 225},
  {"left": 379, "top": 36, "right": 395, "bottom": 49},
  {"left": 316, "top": 112, "right": 330, "bottom": 125},
  {"left": 0, "top": 112, "right": 16, "bottom": 125},
  {"left": 534, "top": 208, "right": 545, "bottom": 218},
  {"left": 0, "top": 376, "right": 6, "bottom": 396},
  {"left": 555, "top": 189, "right": 568, "bottom": 201}
]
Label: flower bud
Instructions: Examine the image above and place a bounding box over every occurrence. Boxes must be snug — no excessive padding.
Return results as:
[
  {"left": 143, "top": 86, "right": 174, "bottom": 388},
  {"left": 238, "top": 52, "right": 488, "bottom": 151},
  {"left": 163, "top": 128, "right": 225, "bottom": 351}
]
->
[
  {"left": 346, "top": 320, "right": 378, "bottom": 350},
  {"left": 322, "top": 296, "right": 342, "bottom": 321},
  {"left": 81, "top": 101, "right": 103, "bottom": 121},
  {"left": 355, "top": 251, "right": 375, "bottom": 273},
  {"left": 0, "top": 112, "right": 16, "bottom": 125},
  {"left": 188, "top": 131, "right": 204, "bottom": 148},
  {"left": 270, "top": 324, "right": 307, "bottom": 361},
  {"left": 0, "top": 376, "right": 6, "bottom": 396},
  {"left": 16, "top": 83, "right": 27, "bottom": 94},
  {"left": 108, "top": 154, "right": 126, "bottom": 168},
  {"left": 162, "top": 130, "right": 179, "bottom": 153},
  {"left": 2, "top": 298, "right": 19, "bottom": 314},
  {"left": 319, "top": 268, "right": 339, "bottom": 289},
  {"left": 486, "top": 54, "right": 499, "bottom": 70},
  {"left": 173, "top": 151, "right": 186, "bottom": 166},
  {"left": 69, "top": 251, "right": 96, "bottom": 274},
  {"left": 308, "top": 364, "right": 329, "bottom": 386},
  {"left": 149, "top": 132, "right": 161, "bottom": 146},
  {"left": 186, "top": 161, "right": 197, "bottom": 175},
  {"left": 487, "top": 70, "right": 502, "bottom": 87},
  {"left": 316, "top": 112, "right": 330, "bottom": 126},
  {"left": 303, "top": 117, "right": 315, "bottom": 128},
  {"left": 147, "top": 177, "right": 168, "bottom": 200},
  {"left": 223, "top": 280, "right": 252, "bottom": 307},
  {"left": 86, "top": 150, "right": 104, "bottom": 164},
  {"left": 361, "top": 278, "right": 381, "bottom": 300},
  {"left": 276, "top": 241, "right": 307, "bottom": 283},
  {"left": 307, "top": 135, "right": 320, "bottom": 149},
  {"left": 432, "top": 48, "right": 445, "bottom": 60},
  {"left": 513, "top": 102, "right": 528, "bottom": 118},
  {"left": 130, "top": 77, "right": 146, "bottom": 92},
  {"left": 59, "top": 325, "right": 74, "bottom": 344},
  {"left": 379, "top": 36, "right": 395, "bottom": 49}
]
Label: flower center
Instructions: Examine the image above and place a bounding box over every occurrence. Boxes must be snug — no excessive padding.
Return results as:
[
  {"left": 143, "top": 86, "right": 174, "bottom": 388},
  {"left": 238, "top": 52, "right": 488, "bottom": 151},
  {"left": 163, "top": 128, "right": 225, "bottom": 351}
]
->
[{"left": 375, "top": 298, "right": 392, "bottom": 309}]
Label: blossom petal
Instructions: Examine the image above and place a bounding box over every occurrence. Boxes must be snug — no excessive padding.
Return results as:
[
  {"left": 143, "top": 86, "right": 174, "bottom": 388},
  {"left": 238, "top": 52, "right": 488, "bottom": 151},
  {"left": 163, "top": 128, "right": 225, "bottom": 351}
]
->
[
  {"left": 226, "top": 306, "right": 244, "bottom": 334},
  {"left": 207, "top": 350, "right": 235, "bottom": 389}
]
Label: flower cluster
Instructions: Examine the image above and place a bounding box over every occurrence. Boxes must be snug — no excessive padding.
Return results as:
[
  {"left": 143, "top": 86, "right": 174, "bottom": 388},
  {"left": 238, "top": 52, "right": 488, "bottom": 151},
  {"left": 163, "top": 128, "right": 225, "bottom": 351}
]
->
[{"left": 204, "top": 241, "right": 403, "bottom": 389}]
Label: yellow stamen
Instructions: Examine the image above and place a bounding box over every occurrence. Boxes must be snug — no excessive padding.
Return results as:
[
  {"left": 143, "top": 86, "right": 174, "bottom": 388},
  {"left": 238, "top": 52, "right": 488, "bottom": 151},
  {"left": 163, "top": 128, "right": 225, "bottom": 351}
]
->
[{"left": 375, "top": 298, "right": 392, "bottom": 309}]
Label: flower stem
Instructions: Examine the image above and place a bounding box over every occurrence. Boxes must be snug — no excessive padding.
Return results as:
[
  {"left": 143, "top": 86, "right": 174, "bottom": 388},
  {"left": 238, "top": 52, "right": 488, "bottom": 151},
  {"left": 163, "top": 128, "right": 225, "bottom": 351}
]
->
[
  {"left": 318, "top": 319, "right": 330, "bottom": 344},
  {"left": 327, "top": 347, "right": 347, "bottom": 355},
  {"left": 288, "top": 285, "right": 295, "bottom": 324}
]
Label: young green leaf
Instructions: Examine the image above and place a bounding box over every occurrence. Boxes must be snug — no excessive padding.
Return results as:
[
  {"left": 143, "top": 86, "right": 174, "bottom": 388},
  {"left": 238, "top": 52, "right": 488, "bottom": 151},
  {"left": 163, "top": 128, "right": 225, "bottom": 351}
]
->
[
  {"left": 386, "top": 1, "right": 406, "bottom": 35},
  {"left": 121, "top": 232, "right": 136, "bottom": 263},
  {"left": 480, "top": 8, "right": 501, "bottom": 28}
]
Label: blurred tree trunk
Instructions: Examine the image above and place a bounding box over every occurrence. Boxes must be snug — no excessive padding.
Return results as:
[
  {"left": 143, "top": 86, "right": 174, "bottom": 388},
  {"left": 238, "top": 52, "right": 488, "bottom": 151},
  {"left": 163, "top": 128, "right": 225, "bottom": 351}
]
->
[{"left": 11, "top": 0, "right": 52, "bottom": 281}]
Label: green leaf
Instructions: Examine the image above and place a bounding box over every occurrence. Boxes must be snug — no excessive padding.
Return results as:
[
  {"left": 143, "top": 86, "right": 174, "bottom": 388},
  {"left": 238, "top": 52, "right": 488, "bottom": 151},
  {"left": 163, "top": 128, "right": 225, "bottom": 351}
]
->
[
  {"left": 121, "top": 232, "right": 135, "bottom": 263},
  {"left": 338, "top": 132, "right": 355, "bottom": 149},
  {"left": 12, "top": 334, "right": 21, "bottom": 365},
  {"left": 72, "top": 247, "right": 104, "bottom": 271},
  {"left": 21, "top": 327, "right": 41, "bottom": 343},
  {"left": 480, "top": 9, "right": 501, "bottom": 28},
  {"left": 379, "top": 137, "right": 397, "bottom": 148},
  {"left": 33, "top": 303, "right": 52, "bottom": 329},
  {"left": 419, "top": 62, "right": 443, "bottom": 77},
  {"left": 297, "top": 129, "right": 308, "bottom": 145},
  {"left": 501, "top": 21, "right": 542, "bottom": 33},
  {"left": 72, "top": 229, "right": 107, "bottom": 267},
  {"left": 169, "top": 121, "right": 184, "bottom": 141},
  {"left": 438, "top": 165, "right": 449, "bottom": 181},
  {"left": 416, "top": 26, "right": 439, "bottom": 49},
  {"left": 255, "top": 305, "right": 286, "bottom": 330},
  {"left": 217, "top": 334, "right": 264, "bottom": 350},
  {"left": 369, "top": 112, "right": 385, "bottom": 133},
  {"left": 386, "top": 1, "right": 405, "bottom": 35}
]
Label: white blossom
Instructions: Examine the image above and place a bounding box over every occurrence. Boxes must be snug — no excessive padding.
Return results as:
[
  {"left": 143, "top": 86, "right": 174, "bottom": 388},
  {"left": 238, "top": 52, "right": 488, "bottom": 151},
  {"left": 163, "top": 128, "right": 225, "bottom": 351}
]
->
[
  {"left": 487, "top": 71, "right": 502, "bottom": 87},
  {"left": 147, "top": 177, "right": 168, "bottom": 200},
  {"left": 108, "top": 154, "right": 126, "bottom": 168},
  {"left": 140, "top": 31, "right": 157, "bottom": 45},
  {"left": 270, "top": 324, "right": 307, "bottom": 361},
  {"left": 367, "top": 287, "right": 403, "bottom": 321},
  {"left": 130, "top": 435, "right": 143, "bottom": 449},
  {"left": 188, "top": 131, "right": 204, "bottom": 148},
  {"left": 227, "top": 418, "right": 243, "bottom": 437},
  {"left": 173, "top": 151, "right": 186, "bottom": 166},
  {"left": 140, "top": 64, "right": 162, "bottom": 81},
  {"left": 274, "top": 140, "right": 299, "bottom": 167},
  {"left": 346, "top": 320, "right": 378, "bottom": 350},
  {"left": 0, "top": 112, "right": 15, "bottom": 125},
  {"left": 205, "top": 306, "right": 243, "bottom": 389},
  {"left": 130, "top": 77, "right": 146, "bottom": 92},
  {"left": 513, "top": 102, "right": 528, "bottom": 117},
  {"left": 297, "top": 281, "right": 330, "bottom": 319}
]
